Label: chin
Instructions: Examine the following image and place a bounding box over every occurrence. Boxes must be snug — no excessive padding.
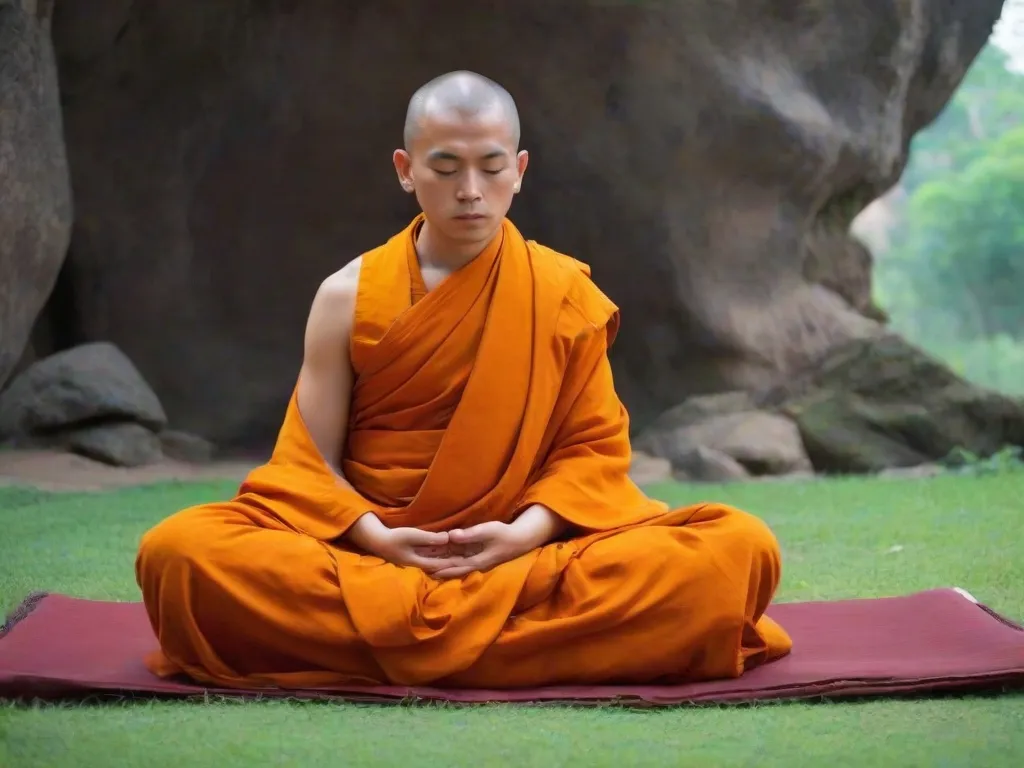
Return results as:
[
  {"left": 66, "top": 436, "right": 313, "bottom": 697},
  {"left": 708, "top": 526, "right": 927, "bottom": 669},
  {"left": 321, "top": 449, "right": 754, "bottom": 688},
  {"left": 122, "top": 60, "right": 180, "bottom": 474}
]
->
[{"left": 450, "top": 218, "right": 494, "bottom": 233}]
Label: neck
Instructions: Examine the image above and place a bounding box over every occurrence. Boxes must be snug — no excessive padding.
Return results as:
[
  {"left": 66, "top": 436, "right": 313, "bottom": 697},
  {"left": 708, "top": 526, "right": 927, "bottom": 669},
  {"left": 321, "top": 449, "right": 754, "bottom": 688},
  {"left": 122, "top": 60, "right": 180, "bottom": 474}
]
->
[{"left": 415, "top": 219, "right": 500, "bottom": 272}]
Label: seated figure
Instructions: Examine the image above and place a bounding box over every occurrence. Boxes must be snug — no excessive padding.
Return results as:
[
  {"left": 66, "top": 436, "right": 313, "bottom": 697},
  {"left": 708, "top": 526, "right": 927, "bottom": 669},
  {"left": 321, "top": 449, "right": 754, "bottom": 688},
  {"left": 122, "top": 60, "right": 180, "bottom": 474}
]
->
[{"left": 135, "top": 70, "right": 793, "bottom": 690}]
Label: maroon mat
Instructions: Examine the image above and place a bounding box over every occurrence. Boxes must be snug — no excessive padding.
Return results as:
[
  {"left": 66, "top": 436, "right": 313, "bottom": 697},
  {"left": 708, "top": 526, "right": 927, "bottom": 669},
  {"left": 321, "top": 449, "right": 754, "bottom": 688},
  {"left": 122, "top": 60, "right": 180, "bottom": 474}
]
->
[{"left": 2, "top": 588, "right": 1023, "bottom": 706}]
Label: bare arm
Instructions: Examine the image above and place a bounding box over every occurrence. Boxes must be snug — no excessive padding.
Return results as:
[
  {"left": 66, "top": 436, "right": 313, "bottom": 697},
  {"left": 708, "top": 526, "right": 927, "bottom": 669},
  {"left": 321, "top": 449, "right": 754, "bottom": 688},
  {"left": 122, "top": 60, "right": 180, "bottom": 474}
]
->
[
  {"left": 508, "top": 503, "right": 569, "bottom": 548},
  {"left": 294, "top": 260, "right": 444, "bottom": 556},
  {"left": 295, "top": 260, "right": 382, "bottom": 547},
  {"left": 296, "top": 260, "right": 361, "bottom": 477}
]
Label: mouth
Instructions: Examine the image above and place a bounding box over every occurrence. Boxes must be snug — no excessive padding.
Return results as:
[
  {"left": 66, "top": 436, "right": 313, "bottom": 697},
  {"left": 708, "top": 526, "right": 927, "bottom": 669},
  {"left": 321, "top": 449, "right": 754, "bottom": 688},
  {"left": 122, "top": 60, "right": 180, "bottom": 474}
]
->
[{"left": 454, "top": 213, "right": 486, "bottom": 220}]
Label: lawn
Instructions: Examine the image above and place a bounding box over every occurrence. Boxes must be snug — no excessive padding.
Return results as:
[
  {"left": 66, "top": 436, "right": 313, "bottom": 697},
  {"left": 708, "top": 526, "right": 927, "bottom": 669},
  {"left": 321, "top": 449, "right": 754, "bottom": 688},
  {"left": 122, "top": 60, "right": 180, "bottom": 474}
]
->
[{"left": 1, "top": 472, "right": 1022, "bottom": 767}]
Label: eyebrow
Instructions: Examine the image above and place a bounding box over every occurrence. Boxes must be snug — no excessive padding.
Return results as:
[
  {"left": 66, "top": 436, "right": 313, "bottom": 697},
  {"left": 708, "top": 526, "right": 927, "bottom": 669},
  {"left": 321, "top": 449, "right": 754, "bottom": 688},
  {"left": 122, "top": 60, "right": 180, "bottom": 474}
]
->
[{"left": 426, "top": 149, "right": 508, "bottom": 162}]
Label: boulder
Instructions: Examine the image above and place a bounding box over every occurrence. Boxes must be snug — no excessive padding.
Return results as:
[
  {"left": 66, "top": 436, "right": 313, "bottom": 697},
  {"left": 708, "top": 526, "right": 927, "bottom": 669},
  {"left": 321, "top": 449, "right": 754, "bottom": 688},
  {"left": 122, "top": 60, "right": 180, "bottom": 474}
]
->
[
  {"left": 636, "top": 403, "right": 814, "bottom": 478},
  {"left": 67, "top": 421, "right": 164, "bottom": 467},
  {"left": 26, "top": 0, "right": 1001, "bottom": 450},
  {"left": 636, "top": 391, "right": 757, "bottom": 435},
  {"left": 627, "top": 450, "right": 673, "bottom": 486},
  {"left": 672, "top": 446, "right": 751, "bottom": 484},
  {"left": 159, "top": 429, "right": 216, "bottom": 463},
  {"left": 0, "top": 0, "right": 73, "bottom": 389},
  {"left": 0, "top": 341, "right": 167, "bottom": 440},
  {"left": 768, "top": 334, "right": 1024, "bottom": 473}
]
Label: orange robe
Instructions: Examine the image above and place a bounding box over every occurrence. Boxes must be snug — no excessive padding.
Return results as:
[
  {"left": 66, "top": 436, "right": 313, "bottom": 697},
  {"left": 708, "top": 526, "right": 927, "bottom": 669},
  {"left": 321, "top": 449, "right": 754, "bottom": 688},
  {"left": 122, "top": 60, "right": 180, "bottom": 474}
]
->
[{"left": 135, "top": 215, "right": 792, "bottom": 690}]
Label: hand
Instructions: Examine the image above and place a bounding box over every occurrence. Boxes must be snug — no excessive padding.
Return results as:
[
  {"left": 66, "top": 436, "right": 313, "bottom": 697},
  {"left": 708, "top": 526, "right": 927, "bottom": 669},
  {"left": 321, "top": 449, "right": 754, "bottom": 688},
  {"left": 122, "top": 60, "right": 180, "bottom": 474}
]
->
[
  {"left": 430, "top": 521, "right": 536, "bottom": 580},
  {"left": 345, "top": 513, "right": 458, "bottom": 575}
]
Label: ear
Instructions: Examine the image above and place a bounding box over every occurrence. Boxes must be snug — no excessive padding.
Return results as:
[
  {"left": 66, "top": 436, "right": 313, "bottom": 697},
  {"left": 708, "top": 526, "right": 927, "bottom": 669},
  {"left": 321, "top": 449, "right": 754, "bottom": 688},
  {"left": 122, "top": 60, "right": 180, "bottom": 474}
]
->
[
  {"left": 513, "top": 150, "right": 529, "bottom": 193},
  {"left": 393, "top": 149, "right": 415, "bottom": 193}
]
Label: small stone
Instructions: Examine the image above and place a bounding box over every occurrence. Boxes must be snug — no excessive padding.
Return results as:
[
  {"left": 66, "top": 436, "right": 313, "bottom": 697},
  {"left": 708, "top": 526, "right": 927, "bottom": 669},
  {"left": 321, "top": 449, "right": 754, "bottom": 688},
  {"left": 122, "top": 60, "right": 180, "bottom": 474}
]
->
[
  {"left": 67, "top": 422, "right": 163, "bottom": 467},
  {"left": 674, "top": 446, "right": 750, "bottom": 483},
  {"left": 638, "top": 409, "right": 813, "bottom": 478},
  {"left": 159, "top": 429, "right": 216, "bottom": 463},
  {"left": 628, "top": 451, "right": 673, "bottom": 485}
]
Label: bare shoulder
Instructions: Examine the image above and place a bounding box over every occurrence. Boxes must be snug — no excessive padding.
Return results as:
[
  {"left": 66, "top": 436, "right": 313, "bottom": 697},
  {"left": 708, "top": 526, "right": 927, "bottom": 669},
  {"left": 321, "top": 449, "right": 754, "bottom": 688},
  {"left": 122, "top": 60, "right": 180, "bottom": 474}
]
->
[
  {"left": 309, "top": 257, "right": 362, "bottom": 321},
  {"left": 319, "top": 256, "right": 363, "bottom": 299},
  {"left": 302, "top": 257, "right": 364, "bottom": 357}
]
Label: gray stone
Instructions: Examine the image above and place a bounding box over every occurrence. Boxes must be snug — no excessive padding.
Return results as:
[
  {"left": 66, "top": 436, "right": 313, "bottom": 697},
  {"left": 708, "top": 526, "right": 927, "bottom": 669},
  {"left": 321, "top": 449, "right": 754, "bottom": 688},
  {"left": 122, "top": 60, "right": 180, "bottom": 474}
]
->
[
  {"left": 0, "top": 0, "right": 73, "bottom": 389},
  {"left": 159, "top": 429, "right": 216, "bottom": 463},
  {"left": 67, "top": 421, "right": 164, "bottom": 467},
  {"left": 673, "top": 446, "right": 751, "bottom": 483},
  {"left": 639, "top": 410, "right": 813, "bottom": 477},
  {"left": 775, "top": 335, "right": 1024, "bottom": 474},
  {"left": 0, "top": 342, "right": 167, "bottom": 439}
]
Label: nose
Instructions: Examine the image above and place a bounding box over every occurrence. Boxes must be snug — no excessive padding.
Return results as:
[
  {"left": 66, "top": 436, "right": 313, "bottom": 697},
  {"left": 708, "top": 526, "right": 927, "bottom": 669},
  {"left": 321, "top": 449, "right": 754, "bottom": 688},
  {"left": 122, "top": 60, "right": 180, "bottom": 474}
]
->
[{"left": 456, "top": 170, "right": 484, "bottom": 202}]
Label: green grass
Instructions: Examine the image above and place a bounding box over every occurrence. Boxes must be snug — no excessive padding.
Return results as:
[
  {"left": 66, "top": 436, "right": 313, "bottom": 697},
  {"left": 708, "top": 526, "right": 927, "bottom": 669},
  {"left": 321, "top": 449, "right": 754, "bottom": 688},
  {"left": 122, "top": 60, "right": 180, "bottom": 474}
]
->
[{"left": 1, "top": 473, "right": 1023, "bottom": 767}]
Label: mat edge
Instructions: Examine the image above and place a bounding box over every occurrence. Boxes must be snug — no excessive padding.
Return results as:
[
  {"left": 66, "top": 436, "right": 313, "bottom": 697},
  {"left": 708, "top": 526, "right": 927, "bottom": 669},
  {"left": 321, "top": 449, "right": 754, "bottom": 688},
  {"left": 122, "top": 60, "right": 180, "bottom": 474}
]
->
[
  {"left": 2, "top": 671, "right": 1023, "bottom": 707},
  {"left": 0, "top": 592, "right": 50, "bottom": 639}
]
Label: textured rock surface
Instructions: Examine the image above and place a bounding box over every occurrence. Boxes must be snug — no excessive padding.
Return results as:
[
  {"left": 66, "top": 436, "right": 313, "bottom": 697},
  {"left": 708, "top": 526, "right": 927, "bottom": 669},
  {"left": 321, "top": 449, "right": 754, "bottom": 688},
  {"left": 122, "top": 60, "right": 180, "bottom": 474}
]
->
[
  {"left": 768, "top": 334, "right": 1024, "bottom": 473},
  {"left": 0, "top": 341, "right": 167, "bottom": 439},
  {"left": 159, "top": 429, "right": 216, "bottom": 463},
  {"left": 29, "top": 0, "right": 1005, "bottom": 449},
  {"left": 0, "top": 0, "right": 73, "bottom": 389},
  {"left": 627, "top": 450, "right": 673, "bottom": 486},
  {"left": 672, "top": 446, "right": 752, "bottom": 484},
  {"left": 67, "top": 421, "right": 164, "bottom": 467},
  {"left": 636, "top": 408, "right": 813, "bottom": 477}
]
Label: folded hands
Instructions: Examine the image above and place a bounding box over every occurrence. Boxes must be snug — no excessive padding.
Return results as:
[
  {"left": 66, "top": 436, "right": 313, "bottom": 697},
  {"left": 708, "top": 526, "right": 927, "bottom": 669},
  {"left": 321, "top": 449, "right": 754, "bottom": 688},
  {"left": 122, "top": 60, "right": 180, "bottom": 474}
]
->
[{"left": 346, "top": 503, "right": 568, "bottom": 580}]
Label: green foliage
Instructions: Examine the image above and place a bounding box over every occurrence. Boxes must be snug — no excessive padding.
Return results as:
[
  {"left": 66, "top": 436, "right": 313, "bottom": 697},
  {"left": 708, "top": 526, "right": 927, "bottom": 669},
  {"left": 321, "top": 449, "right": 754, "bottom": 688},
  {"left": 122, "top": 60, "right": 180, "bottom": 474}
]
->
[
  {"left": 874, "top": 43, "right": 1024, "bottom": 383},
  {"left": 924, "top": 334, "right": 1024, "bottom": 395},
  {"left": 898, "top": 45, "right": 1024, "bottom": 196},
  {"left": 944, "top": 444, "right": 1024, "bottom": 476}
]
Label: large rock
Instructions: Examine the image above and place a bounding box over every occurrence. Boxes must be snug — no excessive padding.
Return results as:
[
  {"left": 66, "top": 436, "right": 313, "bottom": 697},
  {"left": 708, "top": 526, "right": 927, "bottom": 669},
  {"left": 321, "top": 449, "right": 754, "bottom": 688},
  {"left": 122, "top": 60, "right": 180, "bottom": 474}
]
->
[
  {"left": 767, "top": 334, "right": 1024, "bottom": 473},
  {"left": 35, "top": 0, "right": 1004, "bottom": 450},
  {"left": 0, "top": 341, "right": 167, "bottom": 440},
  {"left": 0, "top": 0, "right": 73, "bottom": 389},
  {"left": 636, "top": 404, "right": 813, "bottom": 478}
]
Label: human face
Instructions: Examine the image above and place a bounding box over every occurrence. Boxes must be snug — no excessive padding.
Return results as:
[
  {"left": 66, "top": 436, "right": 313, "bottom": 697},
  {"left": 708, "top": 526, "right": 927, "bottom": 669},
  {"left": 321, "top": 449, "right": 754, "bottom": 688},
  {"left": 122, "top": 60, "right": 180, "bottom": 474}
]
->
[{"left": 394, "top": 109, "right": 528, "bottom": 245}]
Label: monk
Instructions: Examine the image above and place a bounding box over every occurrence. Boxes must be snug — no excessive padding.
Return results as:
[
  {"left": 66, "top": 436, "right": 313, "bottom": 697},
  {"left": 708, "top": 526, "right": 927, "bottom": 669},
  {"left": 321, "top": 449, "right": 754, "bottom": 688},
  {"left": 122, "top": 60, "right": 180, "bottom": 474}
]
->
[{"left": 135, "top": 70, "right": 793, "bottom": 691}]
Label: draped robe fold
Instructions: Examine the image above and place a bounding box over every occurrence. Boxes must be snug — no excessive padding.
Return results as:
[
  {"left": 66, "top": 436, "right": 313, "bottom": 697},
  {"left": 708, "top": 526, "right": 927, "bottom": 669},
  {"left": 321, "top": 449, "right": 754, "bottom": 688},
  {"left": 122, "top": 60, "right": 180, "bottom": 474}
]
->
[{"left": 135, "top": 215, "right": 793, "bottom": 690}]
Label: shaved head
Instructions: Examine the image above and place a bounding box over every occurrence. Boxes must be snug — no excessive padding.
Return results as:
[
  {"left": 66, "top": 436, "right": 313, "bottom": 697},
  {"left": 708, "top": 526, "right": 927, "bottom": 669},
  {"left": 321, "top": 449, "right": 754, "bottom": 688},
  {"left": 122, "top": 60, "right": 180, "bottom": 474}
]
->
[
  {"left": 393, "top": 71, "right": 529, "bottom": 253},
  {"left": 403, "top": 70, "right": 520, "bottom": 151}
]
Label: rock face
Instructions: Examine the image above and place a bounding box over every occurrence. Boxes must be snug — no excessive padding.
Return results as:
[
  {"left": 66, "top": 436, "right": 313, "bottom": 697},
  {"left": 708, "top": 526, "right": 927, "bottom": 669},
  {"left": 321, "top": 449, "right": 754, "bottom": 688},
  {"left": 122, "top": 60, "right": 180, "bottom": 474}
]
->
[
  {"left": 3, "top": 0, "right": 1000, "bottom": 453},
  {"left": 0, "top": 0, "right": 73, "bottom": 389}
]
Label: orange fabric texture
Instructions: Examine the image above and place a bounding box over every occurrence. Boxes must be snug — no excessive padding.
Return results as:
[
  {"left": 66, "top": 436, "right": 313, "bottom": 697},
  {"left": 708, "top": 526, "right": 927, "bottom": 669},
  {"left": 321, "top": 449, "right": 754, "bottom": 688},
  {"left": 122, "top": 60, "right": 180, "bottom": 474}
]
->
[{"left": 135, "top": 216, "right": 793, "bottom": 689}]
